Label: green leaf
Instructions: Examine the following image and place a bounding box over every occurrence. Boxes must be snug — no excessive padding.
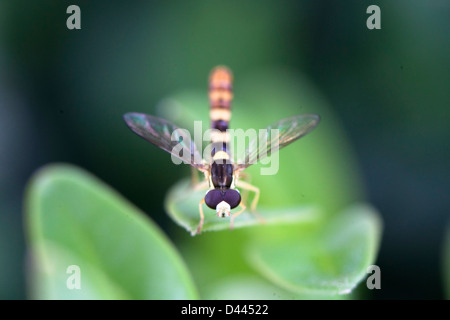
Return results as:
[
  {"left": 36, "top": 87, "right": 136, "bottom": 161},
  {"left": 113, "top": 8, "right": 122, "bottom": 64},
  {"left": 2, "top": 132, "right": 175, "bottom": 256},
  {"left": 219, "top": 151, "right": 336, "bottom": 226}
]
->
[
  {"left": 202, "top": 275, "right": 350, "bottom": 300},
  {"left": 25, "top": 164, "right": 198, "bottom": 299},
  {"left": 246, "top": 203, "right": 382, "bottom": 295},
  {"left": 165, "top": 178, "right": 322, "bottom": 236}
]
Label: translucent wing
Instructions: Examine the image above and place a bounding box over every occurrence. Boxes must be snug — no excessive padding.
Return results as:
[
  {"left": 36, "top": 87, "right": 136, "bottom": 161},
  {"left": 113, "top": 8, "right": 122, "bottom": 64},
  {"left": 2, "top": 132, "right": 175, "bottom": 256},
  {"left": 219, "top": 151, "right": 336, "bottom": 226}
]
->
[
  {"left": 123, "top": 112, "right": 208, "bottom": 172},
  {"left": 234, "top": 114, "right": 320, "bottom": 171}
]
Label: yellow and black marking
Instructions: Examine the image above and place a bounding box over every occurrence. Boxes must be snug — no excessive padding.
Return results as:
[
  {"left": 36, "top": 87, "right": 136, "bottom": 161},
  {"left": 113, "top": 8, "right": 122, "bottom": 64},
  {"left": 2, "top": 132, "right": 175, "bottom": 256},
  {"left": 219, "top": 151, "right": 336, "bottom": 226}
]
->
[
  {"left": 209, "top": 66, "right": 233, "bottom": 165},
  {"left": 209, "top": 66, "right": 233, "bottom": 132}
]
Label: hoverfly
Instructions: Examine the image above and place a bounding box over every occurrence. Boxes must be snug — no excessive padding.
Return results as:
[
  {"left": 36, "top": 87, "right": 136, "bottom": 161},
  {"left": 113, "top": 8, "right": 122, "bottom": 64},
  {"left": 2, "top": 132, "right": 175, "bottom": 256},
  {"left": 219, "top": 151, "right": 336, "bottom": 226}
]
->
[{"left": 124, "top": 66, "right": 320, "bottom": 234}]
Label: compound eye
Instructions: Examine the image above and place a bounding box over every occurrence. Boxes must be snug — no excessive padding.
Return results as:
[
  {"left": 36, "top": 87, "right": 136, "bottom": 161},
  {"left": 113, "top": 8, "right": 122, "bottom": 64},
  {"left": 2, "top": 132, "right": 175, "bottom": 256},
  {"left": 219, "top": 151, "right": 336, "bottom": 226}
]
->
[
  {"left": 205, "top": 189, "right": 223, "bottom": 209},
  {"left": 223, "top": 189, "right": 241, "bottom": 209}
]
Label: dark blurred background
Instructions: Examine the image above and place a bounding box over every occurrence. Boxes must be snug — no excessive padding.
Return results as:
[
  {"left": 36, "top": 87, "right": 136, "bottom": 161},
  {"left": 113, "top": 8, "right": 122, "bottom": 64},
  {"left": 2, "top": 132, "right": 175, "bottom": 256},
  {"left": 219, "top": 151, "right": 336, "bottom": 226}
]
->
[{"left": 0, "top": 0, "right": 448, "bottom": 299}]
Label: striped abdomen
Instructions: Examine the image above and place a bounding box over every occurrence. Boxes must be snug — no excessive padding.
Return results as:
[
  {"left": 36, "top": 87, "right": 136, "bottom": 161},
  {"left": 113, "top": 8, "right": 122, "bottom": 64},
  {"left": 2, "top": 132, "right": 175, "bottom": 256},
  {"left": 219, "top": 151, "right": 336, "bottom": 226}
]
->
[
  {"left": 209, "top": 66, "right": 233, "bottom": 189},
  {"left": 209, "top": 66, "right": 233, "bottom": 132}
]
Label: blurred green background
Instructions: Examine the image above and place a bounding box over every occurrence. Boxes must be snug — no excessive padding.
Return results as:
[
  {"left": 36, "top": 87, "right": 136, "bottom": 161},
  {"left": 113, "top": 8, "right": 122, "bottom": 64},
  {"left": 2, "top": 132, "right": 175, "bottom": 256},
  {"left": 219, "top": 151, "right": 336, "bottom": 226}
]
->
[{"left": 0, "top": 0, "right": 449, "bottom": 299}]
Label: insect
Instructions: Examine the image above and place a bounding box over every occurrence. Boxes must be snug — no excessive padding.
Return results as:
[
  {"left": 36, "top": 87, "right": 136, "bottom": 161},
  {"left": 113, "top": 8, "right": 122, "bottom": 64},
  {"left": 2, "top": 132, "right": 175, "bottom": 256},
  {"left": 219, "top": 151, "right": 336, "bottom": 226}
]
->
[{"left": 123, "top": 66, "right": 320, "bottom": 234}]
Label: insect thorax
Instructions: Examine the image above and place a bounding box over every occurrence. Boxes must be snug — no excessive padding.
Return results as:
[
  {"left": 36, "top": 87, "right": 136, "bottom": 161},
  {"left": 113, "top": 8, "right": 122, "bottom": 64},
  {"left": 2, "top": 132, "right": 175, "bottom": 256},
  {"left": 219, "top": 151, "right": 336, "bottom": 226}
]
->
[{"left": 210, "top": 162, "right": 233, "bottom": 189}]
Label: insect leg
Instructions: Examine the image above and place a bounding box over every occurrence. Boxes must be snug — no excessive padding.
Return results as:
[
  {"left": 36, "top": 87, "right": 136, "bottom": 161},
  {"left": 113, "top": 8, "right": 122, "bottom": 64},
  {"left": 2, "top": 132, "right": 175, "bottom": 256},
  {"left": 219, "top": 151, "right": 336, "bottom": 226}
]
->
[
  {"left": 230, "top": 202, "right": 246, "bottom": 230},
  {"left": 195, "top": 198, "right": 206, "bottom": 235},
  {"left": 191, "top": 168, "right": 211, "bottom": 189},
  {"left": 235, "top": 180, "right": 265, "bottom": 224},
  {"left": 190, "top": 167, "right": 199, "bottom": 186},
  {"left": 235, "top": 172, "right": 252, "bottom": 205},
  {"left": 235, "top": 180, "right": 260, "bottom": 212},
  {"left": 237, "top": 171, "right": 250, "bottom": 181},
  {"left": 192, "top": 179, "right": 209, "bottom": 191}
]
